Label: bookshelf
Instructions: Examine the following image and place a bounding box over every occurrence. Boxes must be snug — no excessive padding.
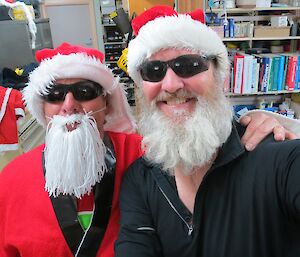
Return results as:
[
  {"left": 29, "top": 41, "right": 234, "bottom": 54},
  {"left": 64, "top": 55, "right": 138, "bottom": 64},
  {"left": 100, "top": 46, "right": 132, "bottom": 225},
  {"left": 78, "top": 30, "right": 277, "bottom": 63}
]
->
[
  {"left": 205, "top": 7, "right": 300, "bottom": 46},
  {"left": 226, "top": 89, "right": 300, "bottom": 96},
  {"left": 223, "top": 36, "right": 300, "bottom": 41},
  {"left": 205, "top": 6, "right": 300, "bottom": 118},
  {"left": 208, "top": 6, "right": 300, "bottom": 13}
]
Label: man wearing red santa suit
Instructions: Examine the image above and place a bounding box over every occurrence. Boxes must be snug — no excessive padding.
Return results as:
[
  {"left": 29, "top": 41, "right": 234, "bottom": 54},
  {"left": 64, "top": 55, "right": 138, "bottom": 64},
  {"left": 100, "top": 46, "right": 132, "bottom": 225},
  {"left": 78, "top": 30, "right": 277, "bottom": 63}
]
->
[
  {"left": 0, "top": 42, "right": 296, "bottom": 257},
  {"left": 0, "top": 43, "right": 143, "bottom": 257}
]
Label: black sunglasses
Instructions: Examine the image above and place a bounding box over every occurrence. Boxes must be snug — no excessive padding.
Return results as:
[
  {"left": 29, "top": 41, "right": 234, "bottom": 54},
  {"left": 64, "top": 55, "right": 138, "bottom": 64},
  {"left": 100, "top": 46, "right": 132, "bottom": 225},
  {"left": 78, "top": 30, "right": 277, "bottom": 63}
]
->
[
  {"left": 140, "top": 54, "right": 216, "bottom": 82},
  {"left": 41, "top": 80, "right": 104, "bottom": 102}
]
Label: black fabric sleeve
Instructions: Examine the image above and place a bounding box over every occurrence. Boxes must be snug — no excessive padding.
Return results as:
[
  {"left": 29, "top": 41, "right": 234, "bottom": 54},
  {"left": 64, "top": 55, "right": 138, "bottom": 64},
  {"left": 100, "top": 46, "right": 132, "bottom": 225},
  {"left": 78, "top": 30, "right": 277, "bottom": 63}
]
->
[
  {"left": 280, "top": 143, "right": 300, "bottom": 225},
  {"left": 115, "top": 161, "right": 163, "bottom": 257},
  {"left": 234, "top": 119, "right": 246, "bottom": 138}
]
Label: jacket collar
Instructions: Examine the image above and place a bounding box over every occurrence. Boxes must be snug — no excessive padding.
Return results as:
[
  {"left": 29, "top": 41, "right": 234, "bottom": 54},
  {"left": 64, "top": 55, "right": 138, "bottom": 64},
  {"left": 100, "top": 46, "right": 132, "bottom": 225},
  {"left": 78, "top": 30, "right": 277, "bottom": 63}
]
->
[{"left": 210, "top": 123, "right": 245, "bottom": 172}]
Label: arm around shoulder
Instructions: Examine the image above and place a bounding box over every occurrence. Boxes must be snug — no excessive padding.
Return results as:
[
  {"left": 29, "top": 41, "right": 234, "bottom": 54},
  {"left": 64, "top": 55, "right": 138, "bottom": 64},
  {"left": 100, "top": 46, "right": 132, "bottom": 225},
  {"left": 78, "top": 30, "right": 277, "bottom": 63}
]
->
[{"left": 244, "top": 109, "right": 300, "bottom": 138}]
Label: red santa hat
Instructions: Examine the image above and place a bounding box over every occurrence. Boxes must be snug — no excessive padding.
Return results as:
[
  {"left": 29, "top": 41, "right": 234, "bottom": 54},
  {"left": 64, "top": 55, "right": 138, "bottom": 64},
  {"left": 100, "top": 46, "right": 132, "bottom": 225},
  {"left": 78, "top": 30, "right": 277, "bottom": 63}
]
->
[
  {"left": 23, "top": 42, "right": 136, "bottom": 133},
  {"left": 127, "top": 5, "right": 229, "bottom": 85}
]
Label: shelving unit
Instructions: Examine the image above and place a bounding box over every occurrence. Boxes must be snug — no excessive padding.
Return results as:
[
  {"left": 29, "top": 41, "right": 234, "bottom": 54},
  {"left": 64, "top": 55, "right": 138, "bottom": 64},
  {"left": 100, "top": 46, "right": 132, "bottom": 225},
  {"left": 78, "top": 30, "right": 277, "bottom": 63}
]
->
[
  {"left": 98, "top": 0, "right": 135, "bottom": 106},
  {"left": 205, "top": 6, "right": 300, "bottom": 117},
  {"left": 208, "top": 6, "right": 300, "bottom": 13},
  {"left": 222, "top": 35, "right": 300, "bottom": 41},
  {"left": 206, "top": 6, "right": 300, "bottom": 48},
  {"left": 226, "top": 89, "right": 300, "bottom": 96}
]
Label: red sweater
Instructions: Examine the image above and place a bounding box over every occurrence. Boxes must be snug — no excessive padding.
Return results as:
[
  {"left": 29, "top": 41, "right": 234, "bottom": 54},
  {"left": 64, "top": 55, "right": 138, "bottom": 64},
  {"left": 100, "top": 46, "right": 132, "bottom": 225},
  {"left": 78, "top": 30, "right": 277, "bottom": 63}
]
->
[{"left": 0, "top": 132, "right": 143, "bottom": 257}]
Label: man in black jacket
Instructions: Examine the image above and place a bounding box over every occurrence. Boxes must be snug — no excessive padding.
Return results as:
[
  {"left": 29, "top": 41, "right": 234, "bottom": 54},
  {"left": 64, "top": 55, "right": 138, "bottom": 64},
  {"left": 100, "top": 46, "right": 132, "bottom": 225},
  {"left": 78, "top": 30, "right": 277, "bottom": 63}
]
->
[{"left": 115, "top": 5, "right": 300, "bottom": 257}]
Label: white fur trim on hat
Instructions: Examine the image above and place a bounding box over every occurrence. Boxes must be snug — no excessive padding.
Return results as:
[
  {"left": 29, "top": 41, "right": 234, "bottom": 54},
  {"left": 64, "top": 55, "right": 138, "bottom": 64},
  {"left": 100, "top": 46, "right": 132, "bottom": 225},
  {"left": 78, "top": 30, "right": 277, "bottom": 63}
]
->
[
  {"left": 127, "top": 14, "right": 229, "bottom": 86},
  {"left": 23, "top": 53, "right": 136, "bottom": 133}
]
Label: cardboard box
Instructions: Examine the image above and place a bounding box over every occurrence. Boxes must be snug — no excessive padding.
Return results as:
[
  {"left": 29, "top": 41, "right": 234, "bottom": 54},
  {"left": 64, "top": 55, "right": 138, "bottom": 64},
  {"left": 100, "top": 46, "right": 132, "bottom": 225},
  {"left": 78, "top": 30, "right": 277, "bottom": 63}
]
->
[
  {"left": 256, "top": 0, "right": 271, "bottom": 7},
  {"left": 271, "top": 16, "right": 288, "bottom": 27},
  {"left": 210, "top": 26, "right": 224, "bottom": 39},
  {"left": 254, "top": 26, "right": 290, "bottom": 38}
]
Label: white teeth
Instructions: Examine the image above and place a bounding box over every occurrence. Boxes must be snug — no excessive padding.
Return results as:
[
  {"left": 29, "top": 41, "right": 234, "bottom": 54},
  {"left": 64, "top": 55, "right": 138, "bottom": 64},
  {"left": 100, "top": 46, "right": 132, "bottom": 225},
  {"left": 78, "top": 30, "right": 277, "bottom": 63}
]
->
[{"left": 166, "top": 98, "right": 187, "bottom": 105}]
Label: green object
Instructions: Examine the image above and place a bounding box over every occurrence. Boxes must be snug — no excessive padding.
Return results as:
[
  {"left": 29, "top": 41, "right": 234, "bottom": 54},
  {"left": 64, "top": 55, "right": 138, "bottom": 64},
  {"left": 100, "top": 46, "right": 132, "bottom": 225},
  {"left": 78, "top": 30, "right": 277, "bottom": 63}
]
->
[{"left": 78, "top": 212, "right": 93, "bottom": 230}]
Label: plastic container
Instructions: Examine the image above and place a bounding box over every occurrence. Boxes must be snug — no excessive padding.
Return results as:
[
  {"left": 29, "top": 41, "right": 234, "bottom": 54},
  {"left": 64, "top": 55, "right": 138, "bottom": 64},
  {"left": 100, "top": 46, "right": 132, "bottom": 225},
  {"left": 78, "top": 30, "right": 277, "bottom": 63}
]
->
[{"left": 236, "top": 0, "right": 256, "bottom": 7}]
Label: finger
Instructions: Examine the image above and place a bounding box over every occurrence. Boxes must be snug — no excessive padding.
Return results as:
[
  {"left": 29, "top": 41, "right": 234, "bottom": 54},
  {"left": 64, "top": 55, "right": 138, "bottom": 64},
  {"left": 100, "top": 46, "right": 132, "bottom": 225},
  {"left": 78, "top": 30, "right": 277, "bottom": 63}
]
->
[
  {"left": 243, "top": 119, "right": 275, "bottom": 151},
  {"left": 272, "top": 125, "right": 298, "bottom": 141},
  {"left": 272, "top": 125, "right": 286, "bottom": 141},
  {"left": 240, "top": 118, "right": 264, "bottom": 146},
  {"left": 284, "top": 130, "right": 298, "bottom": 140},
  {"left": 239, "top": 115, "right": 251, "bottom": 126}
]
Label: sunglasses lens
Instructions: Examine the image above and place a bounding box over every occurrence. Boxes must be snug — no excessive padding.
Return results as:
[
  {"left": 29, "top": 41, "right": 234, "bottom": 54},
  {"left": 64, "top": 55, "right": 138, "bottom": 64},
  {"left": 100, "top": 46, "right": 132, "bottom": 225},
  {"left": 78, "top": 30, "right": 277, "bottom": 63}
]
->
[
  {"left": 41, "top": 81, "right": 103, "bottom": 102},
  {"left": 140, "top": 55, "right": 212, "bottom": 83},
  {"left": 172, "top": 55, "right": 210, "bottom": 78},
  {"left": 73, "top": 82, "right": 103, "bottom": 101},
  {"left": 42, "top": 87, "right": 66, "bottom": 102},
  {"left": 140, "top": 61, "right": 167, "bottom": 82}
]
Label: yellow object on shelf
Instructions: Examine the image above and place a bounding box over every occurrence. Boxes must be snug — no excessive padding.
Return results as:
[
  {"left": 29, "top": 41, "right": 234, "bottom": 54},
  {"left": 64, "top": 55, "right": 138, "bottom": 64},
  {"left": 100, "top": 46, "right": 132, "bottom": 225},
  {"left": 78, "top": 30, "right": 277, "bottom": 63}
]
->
[
  {"left": 15, "top": 68, "right": 24, "bottom": 76},
  {"left": 226, "top": 42, "right": 238, "bottom": 49},
  {"left": 109, "top": 11, "right": 117, "bottom": 19},
  {"left": 291, "top": 93, "right": 300, "bottom": 104},
  {"left": 117, "top": 48, "right": 128, "bottom": 74}
]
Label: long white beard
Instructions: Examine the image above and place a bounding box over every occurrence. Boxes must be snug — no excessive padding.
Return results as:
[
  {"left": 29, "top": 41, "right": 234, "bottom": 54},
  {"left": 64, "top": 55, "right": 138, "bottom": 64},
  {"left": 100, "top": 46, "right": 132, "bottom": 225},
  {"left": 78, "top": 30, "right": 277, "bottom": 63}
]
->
[
  {"left": 139, "top": 88, "right": 233, "bottom": 176},
  {"left": 44, "top": 113, "right": 107, "bottom": 198}
]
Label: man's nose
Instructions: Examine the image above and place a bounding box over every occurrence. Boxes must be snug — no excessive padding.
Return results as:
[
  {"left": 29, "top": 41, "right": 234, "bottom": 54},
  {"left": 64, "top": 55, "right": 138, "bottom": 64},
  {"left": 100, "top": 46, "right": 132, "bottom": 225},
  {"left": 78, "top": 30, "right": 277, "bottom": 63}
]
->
[
  {"left": 60, "top": 92, "right": 82, "bottom": 115},
  {"left": 161, "top": 67, "right": 184, "bottom": 93}
]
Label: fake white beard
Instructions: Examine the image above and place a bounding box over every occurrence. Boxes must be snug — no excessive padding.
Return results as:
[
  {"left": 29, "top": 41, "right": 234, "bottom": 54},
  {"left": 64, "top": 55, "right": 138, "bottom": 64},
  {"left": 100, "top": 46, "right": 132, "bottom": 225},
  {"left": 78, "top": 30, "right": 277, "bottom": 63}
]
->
[
  {"left": 139, "top": 88, "right": 233, "bottom": 176},
  {"left": 44, "top": 113, "right": 107, "bottom": 198}
]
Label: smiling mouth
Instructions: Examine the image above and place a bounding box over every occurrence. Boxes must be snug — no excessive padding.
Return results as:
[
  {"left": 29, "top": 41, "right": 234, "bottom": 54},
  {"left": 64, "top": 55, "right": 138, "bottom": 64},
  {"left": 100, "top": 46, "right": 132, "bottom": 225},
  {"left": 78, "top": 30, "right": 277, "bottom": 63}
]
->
[
  {"left": 66, "top": 121, "right": 81, "bottom": 131},
  {"left": 159, "top": 97, "right": 197, "bottom": 105}
]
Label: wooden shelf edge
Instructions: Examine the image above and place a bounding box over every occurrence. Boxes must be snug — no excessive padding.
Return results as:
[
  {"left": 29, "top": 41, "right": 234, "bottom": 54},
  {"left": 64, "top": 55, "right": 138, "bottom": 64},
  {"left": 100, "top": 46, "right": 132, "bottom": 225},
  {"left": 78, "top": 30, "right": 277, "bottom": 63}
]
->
[
  {"left": 226, "top": 90, "right": 300, "bottom": 96},
  {"left": 207, "top": 7, "right": 300, "bottom": 13}
]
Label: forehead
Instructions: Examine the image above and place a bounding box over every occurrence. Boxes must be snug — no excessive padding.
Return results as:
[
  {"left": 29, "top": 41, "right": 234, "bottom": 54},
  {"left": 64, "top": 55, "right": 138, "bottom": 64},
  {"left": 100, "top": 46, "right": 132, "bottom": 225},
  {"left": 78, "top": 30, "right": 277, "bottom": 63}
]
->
[
  {"left": 148, "top": 48, "right": 199, "bottom": 61},
  {"left": 55, "top": 78, "right": 87, "bottom": 85}
]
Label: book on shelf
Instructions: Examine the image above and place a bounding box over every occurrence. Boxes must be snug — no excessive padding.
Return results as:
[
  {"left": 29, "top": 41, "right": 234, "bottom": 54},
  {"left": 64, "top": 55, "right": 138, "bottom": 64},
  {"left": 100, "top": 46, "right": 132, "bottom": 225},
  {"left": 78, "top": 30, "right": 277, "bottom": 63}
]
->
[
  {"left": 252, "top": 59, "right": 260, "bottom": 93},
  {"left": 243, "top": 54, "right": 254, "bottom": 94},
  {"left": 277, "top": 55, "right": 286, "bottom": 91},
  {"left": 258, "top": 54, "right": 272, "bottom": 93},
  {"left": 283, "top": 53, "right": 298, "bottom": 91},
  {"left": 260, "top": 53, "right": 286, "bottom": 92},
  {"left": 233, "top": 54, "right": 244, "bottom": 94},
  {"left": 281, "top": 54, "right": 289, "bottom": 91},
  {"left": 236, "top": 52, "right": 254, "bottom": 94},
  {"left": 271, "top": 55, "right": 280, "bottom": 91},
  {"left": 295, "top": 55, "right": 300, "bottom": 90},
  {"left": 230, "top": 51, "right": 300, "bottom": 95}
]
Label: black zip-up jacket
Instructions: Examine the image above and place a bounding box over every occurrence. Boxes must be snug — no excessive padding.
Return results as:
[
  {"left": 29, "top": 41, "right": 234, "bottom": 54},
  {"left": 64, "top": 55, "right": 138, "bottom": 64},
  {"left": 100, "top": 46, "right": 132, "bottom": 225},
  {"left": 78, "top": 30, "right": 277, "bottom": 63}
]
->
[{"left": 115, "top": 125, "right": 300, "bottom": 257}]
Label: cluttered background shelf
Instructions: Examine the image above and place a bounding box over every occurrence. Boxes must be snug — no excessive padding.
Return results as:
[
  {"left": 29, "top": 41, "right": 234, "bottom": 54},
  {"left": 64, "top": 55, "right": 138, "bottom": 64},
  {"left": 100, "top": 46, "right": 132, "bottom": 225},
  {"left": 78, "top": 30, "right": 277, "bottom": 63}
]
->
[{"left": 205, "top": 0, "right": 300, "bottom": 118}]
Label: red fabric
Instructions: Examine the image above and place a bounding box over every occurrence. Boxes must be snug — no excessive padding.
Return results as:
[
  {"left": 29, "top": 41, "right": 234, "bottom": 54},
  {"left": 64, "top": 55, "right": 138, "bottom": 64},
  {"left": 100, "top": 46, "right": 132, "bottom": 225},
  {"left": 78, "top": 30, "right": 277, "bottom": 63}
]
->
[
  {"left": 77, "top": 192, "right": 94, "bottom": 212},
  {"left": 0, "top": 132, "right": 143, "bottom": 257},
  {"left": 187, "top": 9, "right": 205, "bottom": 23},
  {"left": 132, "top": 5, "right": 205, "bottom": 36},
  {"left": 0, "top": 86, "right": 25, "bottom": 152},
  {"left": 132, "top": 5, "right": 177, "bottom": 36},
  {"left": 35, "top": 42, "right": 105, "bottom": 63}
]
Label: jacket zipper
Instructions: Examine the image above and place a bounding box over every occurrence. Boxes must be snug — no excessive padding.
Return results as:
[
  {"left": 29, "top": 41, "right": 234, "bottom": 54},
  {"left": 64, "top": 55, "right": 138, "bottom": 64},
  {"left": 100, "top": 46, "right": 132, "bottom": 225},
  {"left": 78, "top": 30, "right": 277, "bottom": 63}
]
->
[
  {"left": 74, "top": 204, "right": 95, "bottom": 257},
  {"left": 157, "top": 185, "right": 193, "bottom": 236}
]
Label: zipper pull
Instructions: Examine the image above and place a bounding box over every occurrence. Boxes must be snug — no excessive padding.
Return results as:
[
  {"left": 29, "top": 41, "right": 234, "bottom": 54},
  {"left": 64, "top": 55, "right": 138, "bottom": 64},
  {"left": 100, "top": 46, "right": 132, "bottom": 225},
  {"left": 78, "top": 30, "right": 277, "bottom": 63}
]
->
[{"left": 188, "top": 225, "right": 193, "bottom": 236}]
